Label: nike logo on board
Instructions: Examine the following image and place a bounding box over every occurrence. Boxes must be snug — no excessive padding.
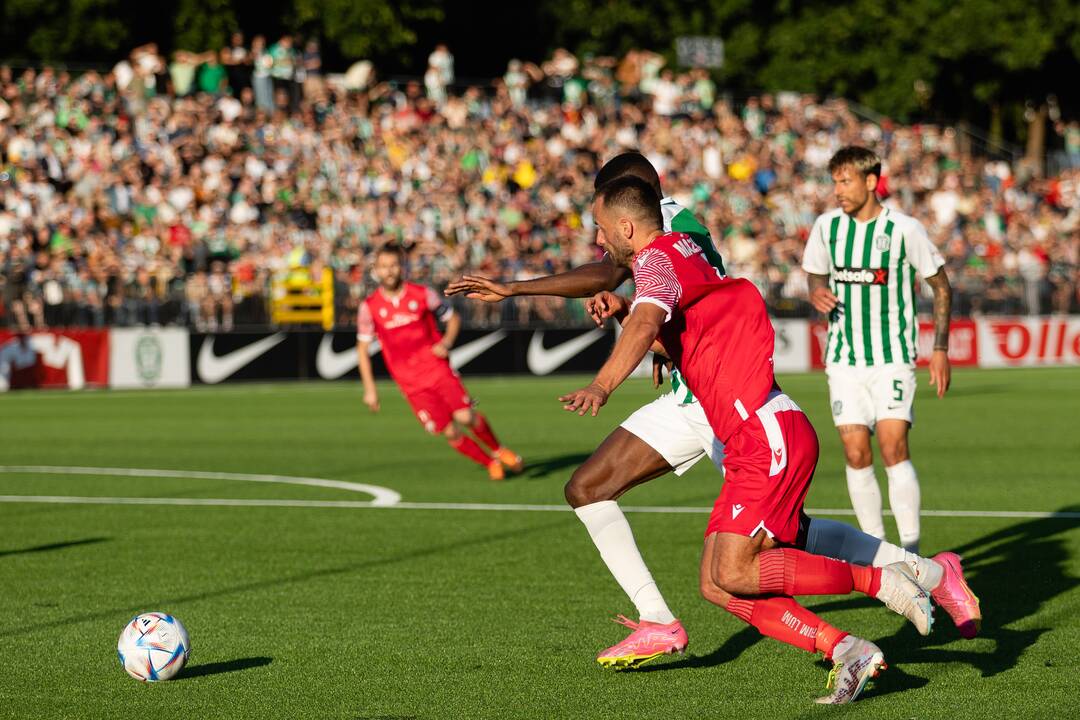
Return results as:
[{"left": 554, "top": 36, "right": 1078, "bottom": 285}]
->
[
  {"left": 526, "top": 329, "right": 606, "bottom": 375},
  {"left": 197, "top": 334, "right": 286, "bottom": 384}
]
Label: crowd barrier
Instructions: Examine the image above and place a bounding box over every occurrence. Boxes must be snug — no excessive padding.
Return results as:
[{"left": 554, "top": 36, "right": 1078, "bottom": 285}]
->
[{"left": 1, "top": 317, "right": 1077, "bottom": 391}]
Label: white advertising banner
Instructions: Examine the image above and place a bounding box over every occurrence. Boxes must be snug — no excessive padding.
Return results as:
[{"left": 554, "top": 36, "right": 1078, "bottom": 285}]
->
[
  {"left": 109, "top": 328, "right": 192, "bottom": 389},
  {"left": 773, "top": 319, "right": 811, "bottom": 373}
]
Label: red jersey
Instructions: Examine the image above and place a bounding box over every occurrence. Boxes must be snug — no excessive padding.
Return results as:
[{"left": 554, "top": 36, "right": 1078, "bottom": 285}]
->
[
  {"left": 631, "top": 232, "right": 777, "bottom": 444},
  {"left": 357, "top": 282, "right": 455, "bottom": 393}
]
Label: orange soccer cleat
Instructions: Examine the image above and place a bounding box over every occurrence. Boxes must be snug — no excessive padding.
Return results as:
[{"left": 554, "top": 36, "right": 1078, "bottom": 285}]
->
[
  {"left": 487, "top": 459, "right": 506, "bottom": 481},
  {"left": 495, "top": 447, "right": 524, "bottom": 474}
]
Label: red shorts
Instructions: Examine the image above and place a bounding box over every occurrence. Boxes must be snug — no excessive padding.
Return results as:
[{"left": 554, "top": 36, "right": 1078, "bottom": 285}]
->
[
  {"left": 402, "top": 370, "right": 473, "bottom": 433},
  {"left": 705, "top": 392, "right": 819, "bottom": 544}
]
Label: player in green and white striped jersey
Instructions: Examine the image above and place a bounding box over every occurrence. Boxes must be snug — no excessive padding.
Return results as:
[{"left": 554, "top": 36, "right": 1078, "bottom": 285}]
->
[{"left": 803, "top": 146, "right": 954, "bottom": 553}]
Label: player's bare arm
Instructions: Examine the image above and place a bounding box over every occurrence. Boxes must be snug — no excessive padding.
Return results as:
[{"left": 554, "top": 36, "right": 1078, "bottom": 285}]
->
[
  {"left": 584, "top": 291, "right": 669, "bottom": 388},
  {"left": 925, "top": 269, "right": 953, "bottom": 398},
  {"left": 356, "top": 340, "right": 380, "bottom": 412},
  {"left": 445, "top": 256, "right": 631, "bottom": 301},
  {"left": 433, "top": 310, "right": 461, "bottom": 359},
  {"left": 559, "top": 303, "right": 666, "bottom": 416},
  {"left": 807, "top": 272, "right": 838, "bottom": 314}
]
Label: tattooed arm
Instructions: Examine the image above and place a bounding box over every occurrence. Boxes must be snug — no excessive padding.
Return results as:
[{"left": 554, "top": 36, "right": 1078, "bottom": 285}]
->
[
  {"left": 924, "top": 270, "right": 952, "bottom": 398},
  {"left": 807, "top": 273, "right": 838, "bottom": 314}
]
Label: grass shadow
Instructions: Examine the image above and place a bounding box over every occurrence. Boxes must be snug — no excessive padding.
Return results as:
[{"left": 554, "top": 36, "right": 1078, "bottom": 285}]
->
[
  {"left": 0, "top": 537, "right": 108, "bottom": 558},
  {"left": 631, "top": 625, "right": 761, "bottom": 673},
  {"left": 867, "top": 505, "right": 1080, "bottom": 678},
  {"left": 519, "top": 453, "right": 592, "bottom": 480},
  {"left": 177, "top": 656, "right": 273, "bottom": 680}
]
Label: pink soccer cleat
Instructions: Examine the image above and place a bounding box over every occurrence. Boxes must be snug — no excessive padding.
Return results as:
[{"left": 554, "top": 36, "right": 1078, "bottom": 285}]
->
[
  {"left": 931, "top": 552, "right": 981, "bottom": 639},
  {"left": 596, "top": 615, "right": 687, "bottom": 669}
]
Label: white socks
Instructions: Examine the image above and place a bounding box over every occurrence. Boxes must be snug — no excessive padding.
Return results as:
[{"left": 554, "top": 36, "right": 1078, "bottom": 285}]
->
[
  {"left": 846, "top": 465, "right": 886, "bottom": 539},
  {"left": 803, "top": 517, "right": 942, "bottom": 590},
  {"left": 845, "top": 462, "right": 922, "bottom": 553},
  {"left": 574, "top": 500, "right": 676, "bottom": 624},
  {"left": 886, "top": 460, "right": 921, "bottom": 553}
]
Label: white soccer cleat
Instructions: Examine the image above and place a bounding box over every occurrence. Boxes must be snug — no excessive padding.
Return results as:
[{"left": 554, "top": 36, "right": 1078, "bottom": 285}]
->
[
  {"left": 815, "top": 635, "right": 886, "bottom": 704},
  {"left": 877, "top": 562, "right": 934, "bottom": 635}
]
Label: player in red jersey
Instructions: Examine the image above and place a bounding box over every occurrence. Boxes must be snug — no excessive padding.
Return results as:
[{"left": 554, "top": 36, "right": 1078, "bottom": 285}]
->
[
  {"left": 560, "top": 178, "right": 934, "bottom": 704},
  {"left": 357, "top": 246, "right": 523, "bottom": 480}
]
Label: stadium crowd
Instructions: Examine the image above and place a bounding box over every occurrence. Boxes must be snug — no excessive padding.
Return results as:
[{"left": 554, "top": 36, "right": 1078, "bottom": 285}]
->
[{"left": 1, "top": 38, "right": 1077, "bottom": 331}]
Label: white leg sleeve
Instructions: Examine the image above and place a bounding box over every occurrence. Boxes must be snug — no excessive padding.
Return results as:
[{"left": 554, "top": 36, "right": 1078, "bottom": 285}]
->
[
  {"left": 575, "top": 500, "right": 675, "bottom": 624},
  {"left": 846, "top": 465, "right": 886, "bottom": 539},
  {"left": 886, "top": 460, "right": 921, "bottom": 553}
]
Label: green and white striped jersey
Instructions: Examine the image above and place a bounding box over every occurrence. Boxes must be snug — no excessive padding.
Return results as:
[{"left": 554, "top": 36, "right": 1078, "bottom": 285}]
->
[
  {"left": 802, "top": 206, "right": 944, "bottom": 367},
  {"left": 659, "top": 197, "right": 725, "bottom": 403}
]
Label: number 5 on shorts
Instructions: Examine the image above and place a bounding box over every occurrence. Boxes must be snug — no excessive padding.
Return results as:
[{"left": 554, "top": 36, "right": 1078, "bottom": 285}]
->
[{"left": 892, "top": 379, "right": 904, "bottom": 402}]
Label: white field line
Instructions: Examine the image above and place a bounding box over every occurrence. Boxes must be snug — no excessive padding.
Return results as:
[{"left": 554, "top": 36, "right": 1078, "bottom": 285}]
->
[
  {"left": 0, "top": 465, "right": 400, "bottom": 507},
  {"left": 0, "top": 494, "right": 1076, "bottom": 519},
  {"left": 0, "top": 465, "right": 1075, "bottom": 519}
]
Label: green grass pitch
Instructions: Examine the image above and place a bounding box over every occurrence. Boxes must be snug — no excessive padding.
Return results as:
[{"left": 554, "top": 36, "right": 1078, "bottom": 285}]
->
[{"left": 1, "top": 367, "right": 1078, "bottom": 719}]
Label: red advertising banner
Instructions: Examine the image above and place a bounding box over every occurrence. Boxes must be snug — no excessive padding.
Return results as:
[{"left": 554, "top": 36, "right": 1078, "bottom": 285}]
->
[
  {"left": 915, "top": 319, "right": 978, "bottom": 367},
  {"left": 0, "top": 330, "right": 109, "bottom": 391},
  {"left": 976, "top": 317, "right": 1080, "bottom": 367},
  {"left": 810, "top": 320, "right": 978, "bottom": 369}
]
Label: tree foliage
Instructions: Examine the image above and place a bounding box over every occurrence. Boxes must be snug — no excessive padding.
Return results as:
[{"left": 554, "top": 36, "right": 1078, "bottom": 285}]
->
[{"left": 290, "top": 0, "right": 443, "bottom": 62}]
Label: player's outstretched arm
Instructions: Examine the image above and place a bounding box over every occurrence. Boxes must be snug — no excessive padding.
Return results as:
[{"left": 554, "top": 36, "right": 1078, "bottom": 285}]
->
[
  {"left": 356, "top": 340, "right": 380, "bottom": 412},
  {"left": 925, "top": 270, "right": 953, "bottom": 398},
  {"left": 445, "top": 256, "right": 632, "bottom": 301},
  {"left": 559, "top": 303, "right": 666, "bottom": 416}
]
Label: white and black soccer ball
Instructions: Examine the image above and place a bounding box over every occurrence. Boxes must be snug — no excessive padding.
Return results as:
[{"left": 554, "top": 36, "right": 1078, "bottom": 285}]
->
[{"left": 117, "top": 612, "right": 190, "bottom": 681}]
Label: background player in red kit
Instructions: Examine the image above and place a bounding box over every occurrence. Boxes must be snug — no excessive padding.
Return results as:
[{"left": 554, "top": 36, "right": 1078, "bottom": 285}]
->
[
  {"left": 357, "top": 246, "right": 523, "bottom": 480},
  {"left": 560, "top": 178, "right": 935, "bottom": 704}
]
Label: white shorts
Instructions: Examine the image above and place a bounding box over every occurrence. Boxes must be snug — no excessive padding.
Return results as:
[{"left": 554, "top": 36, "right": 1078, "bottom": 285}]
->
[
  {"left": 825, "top": 363, "right": 916, "bottom": 430},
  {"left": 620, "top": 392, "right": 725, "bottom": 475}
]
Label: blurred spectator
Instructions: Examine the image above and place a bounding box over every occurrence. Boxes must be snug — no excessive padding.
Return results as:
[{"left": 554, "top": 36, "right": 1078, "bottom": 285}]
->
[{"left": 222, "top": 32, "right": 250, "bottom": 96}]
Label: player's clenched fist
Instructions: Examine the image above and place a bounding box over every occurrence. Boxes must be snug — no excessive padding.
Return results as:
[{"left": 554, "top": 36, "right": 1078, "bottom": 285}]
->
[
  {"left": 363, "top": 388, "right": 380, "bottom": 412},
  {"left": 585, "top": 291, "right": 629, "bottom": 326},
  {"left": 809, "top": 286, "right": 840, "bottom": 314},
  {"left": 559, "top": 383, "right": 610, "bottom": 417}
]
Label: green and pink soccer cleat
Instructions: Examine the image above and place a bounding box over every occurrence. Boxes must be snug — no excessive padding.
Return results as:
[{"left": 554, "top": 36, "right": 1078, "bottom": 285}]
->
[
  {"left": 596, "top": 615, "right": 687, "bottom": 669},
  {"left": 931, "top": 552, "right": 982, "bottom": 638}
]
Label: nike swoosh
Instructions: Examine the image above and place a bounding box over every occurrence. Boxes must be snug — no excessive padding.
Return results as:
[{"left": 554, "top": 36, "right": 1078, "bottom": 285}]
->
[
  {"left": 526, "top": 329, "right": 607, "bottom": 376},
  {"left": 316, "top": 334, "right": 382, "bottom": 380},
  {"left": 197, "top": 333, "right": 286, "bottom": 384},
  {"left": 450, "top": 330, "right": 507, "bottom": 370}
]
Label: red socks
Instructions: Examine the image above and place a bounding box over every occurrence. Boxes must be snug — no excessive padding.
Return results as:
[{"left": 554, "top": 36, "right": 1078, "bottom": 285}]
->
[
  {"left": 449, "top": 436, "right": 491, "bottom": 466},
  {"left": 723, "top": 595, "right": 846, "bottom": 656},
  {"left": 758, "top": 548, "right": 881, "bottom": 597},
  {"left": 470, "top": 413, "right": 500, "bottom": 451}
]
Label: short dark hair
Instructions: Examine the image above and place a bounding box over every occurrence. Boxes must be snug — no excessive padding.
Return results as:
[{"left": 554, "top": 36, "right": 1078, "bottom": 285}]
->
[
  {"left": 594, "top": 175, "right": 663, "bottom": 230},
  {"left": 828, "top": 146, "right": 881, "bottom": 181},
  {"left": 594, "top": 151, "right": 663, "bottom": 198},
  {"left": 375, "top": 244, "right": 406, "bottom": 262}
]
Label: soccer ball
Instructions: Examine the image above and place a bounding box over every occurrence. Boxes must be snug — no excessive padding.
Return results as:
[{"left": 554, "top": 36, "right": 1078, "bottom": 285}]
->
[{"left": 117, "top": 612, "right": 190, "bottom": 681}]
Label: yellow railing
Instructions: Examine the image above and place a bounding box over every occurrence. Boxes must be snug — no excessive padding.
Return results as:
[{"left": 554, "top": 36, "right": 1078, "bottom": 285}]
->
[{"left": 271, "top": 268, "right": 334, "bottom": 330}]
